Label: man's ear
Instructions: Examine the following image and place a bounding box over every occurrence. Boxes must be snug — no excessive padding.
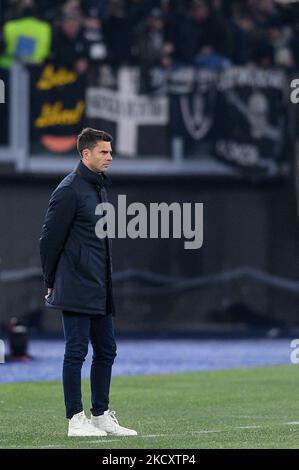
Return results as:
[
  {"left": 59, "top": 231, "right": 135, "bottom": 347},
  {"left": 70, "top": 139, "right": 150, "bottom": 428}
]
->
[{"left": 82, "top": 148, "right": 89, "bottom": 161}]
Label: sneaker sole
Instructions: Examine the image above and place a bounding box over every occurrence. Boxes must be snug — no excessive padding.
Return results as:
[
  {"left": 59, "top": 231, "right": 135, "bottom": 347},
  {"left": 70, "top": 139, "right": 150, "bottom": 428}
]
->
[{"left": 68, "top": 431, "right": 107, "bottom": 437}]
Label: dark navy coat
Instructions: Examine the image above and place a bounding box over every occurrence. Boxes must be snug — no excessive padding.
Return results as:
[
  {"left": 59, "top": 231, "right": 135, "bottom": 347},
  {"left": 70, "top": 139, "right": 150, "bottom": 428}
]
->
[{"left": 39, "top": 160, "right": 115, "bottom": 316}]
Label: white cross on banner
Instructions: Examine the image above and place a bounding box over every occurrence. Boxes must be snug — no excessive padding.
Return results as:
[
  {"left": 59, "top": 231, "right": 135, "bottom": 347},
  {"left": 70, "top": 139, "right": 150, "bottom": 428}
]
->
[{"left": 86, "top": 67, "right": 169, "bottom": 157}]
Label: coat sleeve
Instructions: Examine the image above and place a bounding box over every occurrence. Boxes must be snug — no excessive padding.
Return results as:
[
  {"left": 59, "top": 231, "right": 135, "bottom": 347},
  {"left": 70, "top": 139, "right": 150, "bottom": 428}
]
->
[{"left": 39, "top": 184, "right": 77, "bottom": 288}]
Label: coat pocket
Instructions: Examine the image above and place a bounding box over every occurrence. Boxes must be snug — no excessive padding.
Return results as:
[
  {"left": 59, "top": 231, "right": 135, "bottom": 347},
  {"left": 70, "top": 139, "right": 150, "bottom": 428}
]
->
[
  {"left": 64, "top": 236, "right": 81, "bottom": 268},
  {"left": 78, "top": 244, "right": 90, "bottom": 274}
]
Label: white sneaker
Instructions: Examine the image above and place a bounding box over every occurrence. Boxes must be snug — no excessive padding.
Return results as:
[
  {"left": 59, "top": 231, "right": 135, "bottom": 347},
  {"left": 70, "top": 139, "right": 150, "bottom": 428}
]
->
[
  {"left": 68, "top": 411, "right": 107, "bottom": 437},
  {"left": 91, "top": 410, "right": 138, "bottom": 436}
]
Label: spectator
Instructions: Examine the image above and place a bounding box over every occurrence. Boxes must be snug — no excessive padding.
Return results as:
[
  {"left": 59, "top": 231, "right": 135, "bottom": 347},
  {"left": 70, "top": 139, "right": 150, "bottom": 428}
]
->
[
  {"left": 103, "top": 0, "right": 134, "bottom": 65},
  {"left": 265, "top": 17, "right": 293, "bottom": 69},
  {"left": 51, "top": 9, "right": 88, "bottom": 74},
  {"left": 165, "top": 0, "right": 233, "bottom": 68},
  {"left": 134, "top": 7, "right": 172, "bottom": 91},
  {"left": 134, "top": 8, "right": 166, "bottom": 68},
  {"left": 246, "top": 0, "right": 285, "bottom": 69},
  {"left": 190, "top": 0, "right": 233, "bottom": 68},
  {"left": 0, "top": 0, "right": 51, "bottom": 69},
  {"left": 83, "top": 11, "right": 108, "bottom": 63},
  {"left": 229, "top": 2, "right": 253, "bottom": 65},
  {"left": 248, "top": 0, "right": 276, "bottom": 30},
  {"left": 164, "top": 5, "right": 198, "bottom": 64}
]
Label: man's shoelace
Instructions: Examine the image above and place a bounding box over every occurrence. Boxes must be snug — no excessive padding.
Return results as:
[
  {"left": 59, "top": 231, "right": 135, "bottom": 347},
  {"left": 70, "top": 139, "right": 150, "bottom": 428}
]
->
[{"left": 108, "top": 410, "right": 119, "bottom": 425}]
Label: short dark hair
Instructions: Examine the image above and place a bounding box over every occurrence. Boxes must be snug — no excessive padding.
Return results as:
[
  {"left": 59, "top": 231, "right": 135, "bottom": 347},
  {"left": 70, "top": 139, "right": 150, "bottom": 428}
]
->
[{"left": 77, "top": 128, "right": 113, "bottom": 157}]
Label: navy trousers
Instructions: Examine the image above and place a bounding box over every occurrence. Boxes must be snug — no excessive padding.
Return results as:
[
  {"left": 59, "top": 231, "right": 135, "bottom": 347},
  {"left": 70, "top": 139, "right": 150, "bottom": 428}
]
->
[{"left": 61, "top": 311, "right": 117, "bottom": 419}]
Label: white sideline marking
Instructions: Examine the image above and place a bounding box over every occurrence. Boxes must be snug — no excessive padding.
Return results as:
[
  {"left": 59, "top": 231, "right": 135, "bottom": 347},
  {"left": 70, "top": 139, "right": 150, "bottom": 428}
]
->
[
  {"left": 238, "top": 415, "right": 263, "bottom": 419},
  {"left": 138, "top": 431, "right": 222, "bottom": 437},
  {"left": 193, "top": 430, "right": 222, "bottom": 434},
  {"left": 234, "top": 425, "right": 262, "bottom": 429},
  {"left": 283, "top": 422, "right": 299, "bottom": 425},
  {"left": 38, "top": 440, "right": 122, "bottom": 448},
  {"left": 70, "top": 439, "right": 123, "bottom": 445}
]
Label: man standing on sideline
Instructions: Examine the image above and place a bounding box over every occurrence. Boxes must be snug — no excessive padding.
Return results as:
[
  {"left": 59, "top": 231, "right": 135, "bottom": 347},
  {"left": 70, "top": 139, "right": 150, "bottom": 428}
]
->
[{"left": 39, "top": 128, "right": 137, "bottom": 438}]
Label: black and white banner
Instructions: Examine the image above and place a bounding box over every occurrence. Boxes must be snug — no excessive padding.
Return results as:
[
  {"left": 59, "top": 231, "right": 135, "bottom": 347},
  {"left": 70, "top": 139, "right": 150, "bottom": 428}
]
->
[
  {"left": 25, "top": 63, "right": 289, "bottom": 178},
  {"left": 214, "top": 67, "right": 287, "bottom": 175},
  {"left": 86, "top": 66, "right": 169, "bottom": 158},
  {"left": 169, "top": 67, "right": 218, "bottom": 146}
]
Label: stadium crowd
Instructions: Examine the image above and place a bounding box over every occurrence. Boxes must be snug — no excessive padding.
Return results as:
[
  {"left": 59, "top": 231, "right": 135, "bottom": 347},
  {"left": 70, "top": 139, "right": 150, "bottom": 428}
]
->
[{"left": 0, "top": 0, "right": 299, "bottom": 73}]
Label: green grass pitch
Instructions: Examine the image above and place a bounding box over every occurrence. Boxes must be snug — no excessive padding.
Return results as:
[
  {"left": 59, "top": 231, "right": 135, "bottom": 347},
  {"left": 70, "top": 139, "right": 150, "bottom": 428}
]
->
[{"left": 0, "top": 365, "right": 299, "bottom": 449}]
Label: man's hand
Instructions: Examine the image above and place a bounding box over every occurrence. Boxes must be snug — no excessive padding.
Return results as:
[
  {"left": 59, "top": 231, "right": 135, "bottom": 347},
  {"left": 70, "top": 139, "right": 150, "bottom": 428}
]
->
[{"left": 45, "top": 288, "right": 53, "bottom": 300}]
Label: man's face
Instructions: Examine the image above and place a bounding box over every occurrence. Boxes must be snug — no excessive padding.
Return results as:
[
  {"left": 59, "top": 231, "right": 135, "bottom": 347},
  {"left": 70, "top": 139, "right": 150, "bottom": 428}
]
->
[
  {"left": 61, "top": 18, "right": 81, "bottom": 38},
  {"left": 83, "top": 140, "right": 113, "bottom": 173}
]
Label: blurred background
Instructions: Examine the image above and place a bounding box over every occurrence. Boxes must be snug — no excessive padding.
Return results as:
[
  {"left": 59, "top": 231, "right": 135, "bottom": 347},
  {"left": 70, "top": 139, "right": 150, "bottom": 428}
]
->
[{"left": 1, "top": 0, "right": 299, "bottom": 374}]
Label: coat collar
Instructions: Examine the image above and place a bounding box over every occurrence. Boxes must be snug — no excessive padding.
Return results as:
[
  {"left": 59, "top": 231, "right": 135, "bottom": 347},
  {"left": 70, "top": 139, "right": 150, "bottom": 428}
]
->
[{"left": 75, "top": 160, "right": 112, "bottom": 188}]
